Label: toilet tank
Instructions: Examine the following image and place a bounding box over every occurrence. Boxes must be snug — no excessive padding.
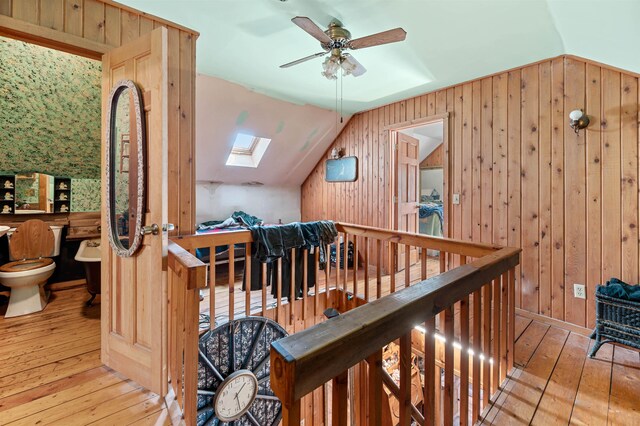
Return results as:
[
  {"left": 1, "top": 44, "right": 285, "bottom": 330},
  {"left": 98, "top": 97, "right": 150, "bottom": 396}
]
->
[{"left": 7, "top": 224, "right": 64, "bottom": 259}]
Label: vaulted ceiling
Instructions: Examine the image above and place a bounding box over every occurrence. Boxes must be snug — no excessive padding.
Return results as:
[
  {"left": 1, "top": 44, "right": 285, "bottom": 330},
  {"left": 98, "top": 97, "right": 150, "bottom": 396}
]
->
[{"left": 118, "top": 0, "right": 640, "bottom": 186}]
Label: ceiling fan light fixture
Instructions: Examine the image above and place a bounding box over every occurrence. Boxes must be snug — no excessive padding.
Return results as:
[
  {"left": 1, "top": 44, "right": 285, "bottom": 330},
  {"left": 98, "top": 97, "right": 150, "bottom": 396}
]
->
[
  {"left": 321, "top": 55, "right": 340, "bottom": 80},
  {"left": 340, "top": 55, "right": 357, "bottom": 76}
]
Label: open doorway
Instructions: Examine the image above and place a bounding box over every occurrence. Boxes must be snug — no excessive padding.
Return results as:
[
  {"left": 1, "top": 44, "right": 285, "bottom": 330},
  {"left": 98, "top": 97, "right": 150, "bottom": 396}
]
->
[{"left": 390, "top": 114, "right": 448, "bottom": 269}]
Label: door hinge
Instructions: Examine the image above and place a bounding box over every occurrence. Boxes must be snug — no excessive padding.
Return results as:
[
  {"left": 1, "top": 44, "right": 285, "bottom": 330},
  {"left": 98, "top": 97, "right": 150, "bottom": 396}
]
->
[
  {"left": 394, "top": 142, "right": 398, "bottom": 151},
  {"left": 393, "top": 195, "right": 398, "bottom": 203}
]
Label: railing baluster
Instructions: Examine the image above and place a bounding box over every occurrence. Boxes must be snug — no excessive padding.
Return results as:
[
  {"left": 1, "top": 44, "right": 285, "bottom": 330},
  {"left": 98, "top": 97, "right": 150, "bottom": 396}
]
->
[
  {"left": 423, "top": 316, "right": 436, "bottom": 426},
  {"left": 332, "top": 370, "right": 348, "bottom": 426},
  {"left": 343, "top": 233, "right": 348, "bottom": 307},
  {"left": 376, "top": 240, "right": 382, "bottom": 299},
  {"left": 245, "top": 242, "right": 251, "bottom": 317},
  {"left": 314, "top": 249, "right": 320, "bottom": 316},
  {"left": 364, "top": 237, "right": 370, "bottom": 302},
  {"left": 390, "top": 242, "right": 396, "bottom": 293},
  {"left": 261, "top": 263, "right": 267, "bottom": 317},
  {"left": 399, "top": 333, "right": 412, "bottom": 426},
  {"left": 303, "top": 248, "right": 308, "bottom": 321},
  {"left": 460, "top": 296, "right": 470, "bottom": 426},
  {"left": 352, "top": 235, "right": 358, "bottom": 298},
  {"left": 209, "top": 246, "right": 216, "bottom": 330},
  {"left": 500, "top": 272, "right": 508, "bottom": 383},
  {"left": 228, "top": 247, "right": 235, "bottom": 322},
  {"left": 491, "top": 277, "right": 501, "bottom": 395},
  {"left": 460, "top": 256, "right": 469, "bottom": 426},
  {"left": 444, "top": 306, "right": 454, "bottom": 426},
  {"left": 290, "top": 248, "right": 296, "bottom": 326},
  {"left": 336, "top": 235, "right": 341, "bottom": 300},
  {"left": 325, "top": 244, "right": 330, "bottom": 308},
  {"left": 421, "top": 246, "right": 427, "bottom": 281},
  {"left": 367, "top": 349, "right": 383, "bottom": 426},
  {"left": 508, "top": 268, "right": 516, "bottom": 372},
  {"left": 482, "top": 282, "right": 491, "bottom": 408},
  {"left": 472, "top": 288, "right": 482, "bottom": 421},
  {"left": 277, "top": 258, "right": 283, "bottom": 324},
  {"left": 404, "top": 244, "right": 411, "bottom": 288}
]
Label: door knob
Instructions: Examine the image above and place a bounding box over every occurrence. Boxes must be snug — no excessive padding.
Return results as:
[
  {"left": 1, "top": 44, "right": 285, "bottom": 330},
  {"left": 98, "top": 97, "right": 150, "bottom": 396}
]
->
[
  {"left": 140, "top": 223, "right": 175, "bottom": 236},
  {"left": 140, "top": 224, "right": 159, "bottom": 236}
]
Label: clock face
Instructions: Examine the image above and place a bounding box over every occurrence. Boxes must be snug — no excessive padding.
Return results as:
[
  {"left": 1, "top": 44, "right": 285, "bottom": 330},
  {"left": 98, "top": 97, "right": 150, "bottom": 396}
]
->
[
  {"left": 197, "top": 317, "right": 288, "bottom": 426},
  {"left": 214, "top": 370, "right": 258, "bottom": 421}
]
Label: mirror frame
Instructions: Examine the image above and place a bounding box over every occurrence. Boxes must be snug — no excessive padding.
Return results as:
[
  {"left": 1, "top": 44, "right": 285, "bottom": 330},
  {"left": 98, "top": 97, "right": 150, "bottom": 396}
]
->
[{"left": 105, "top": 80, "right": 146, "bottom": 257}]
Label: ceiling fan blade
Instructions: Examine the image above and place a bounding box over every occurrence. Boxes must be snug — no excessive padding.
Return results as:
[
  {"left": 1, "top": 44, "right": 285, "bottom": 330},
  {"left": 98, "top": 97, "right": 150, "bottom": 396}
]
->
[
  {"left": 280, "top": 52, "right": 326, "bottom": 68},
  {"left": 291, "top": 16, "right": 332, "bottom": 44},
  {"left": 342, "top": 53, "right": 367, "bottom": 77},
  {"left": 348, "top": 27, "right": 407, "bottom": 50}
]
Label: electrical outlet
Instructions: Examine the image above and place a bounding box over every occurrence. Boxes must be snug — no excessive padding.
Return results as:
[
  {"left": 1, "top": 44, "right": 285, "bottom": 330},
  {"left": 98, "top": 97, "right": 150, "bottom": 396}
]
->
[
  {"left": 453, "top": 193, "right": 460, "bottom": 205},
  {"left": 574, "top": 283, "right": 586, "bottom": 299}
]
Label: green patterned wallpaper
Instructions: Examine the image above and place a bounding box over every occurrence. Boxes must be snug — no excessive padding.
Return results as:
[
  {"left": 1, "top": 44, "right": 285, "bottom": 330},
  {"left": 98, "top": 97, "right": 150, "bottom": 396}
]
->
[
  {"left": 0, "top": 36, "right": 101, "bottom": 179},
  {"left": 71, "top": 179, "right": 101, "bottom": 212}
]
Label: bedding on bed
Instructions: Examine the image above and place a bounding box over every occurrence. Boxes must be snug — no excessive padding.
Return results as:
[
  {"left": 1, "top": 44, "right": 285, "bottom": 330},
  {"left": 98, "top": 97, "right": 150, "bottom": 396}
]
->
[{"left": 195, "top": 210, "right": 264, "bottom": 260}]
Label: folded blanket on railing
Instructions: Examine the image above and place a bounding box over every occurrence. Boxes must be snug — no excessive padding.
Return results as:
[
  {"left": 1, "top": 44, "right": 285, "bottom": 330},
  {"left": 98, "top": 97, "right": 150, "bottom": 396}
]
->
[{"left": 596, "top": 278, "right": 640, "bottom": 301}]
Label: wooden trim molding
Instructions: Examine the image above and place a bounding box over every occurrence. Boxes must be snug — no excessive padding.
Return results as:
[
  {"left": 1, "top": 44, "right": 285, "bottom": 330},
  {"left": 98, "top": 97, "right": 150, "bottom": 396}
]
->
[{"left": 0, "top": 14, "right": 109, "bottom": 58}]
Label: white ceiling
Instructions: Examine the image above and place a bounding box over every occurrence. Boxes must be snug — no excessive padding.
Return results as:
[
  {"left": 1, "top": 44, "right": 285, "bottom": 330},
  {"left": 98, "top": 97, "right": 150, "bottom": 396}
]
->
[
  {"left": 116, "top": 0, "right": 640, "bottom": 187},
  {"left": 119, "top": 0, "right": 640, "bottom": 114}
]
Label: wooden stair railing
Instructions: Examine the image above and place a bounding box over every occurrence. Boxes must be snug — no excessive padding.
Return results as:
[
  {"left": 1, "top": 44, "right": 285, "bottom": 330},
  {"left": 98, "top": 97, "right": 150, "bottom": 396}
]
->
[
  {"left": 270, "top": 244, "right": 520, "bottom": 426},
  {"left": 167, "top": 222, "right": 520, "bottom": 425}
]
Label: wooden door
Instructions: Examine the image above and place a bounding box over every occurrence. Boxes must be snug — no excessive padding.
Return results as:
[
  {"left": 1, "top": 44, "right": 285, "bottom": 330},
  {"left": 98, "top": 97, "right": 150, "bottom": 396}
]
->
[
  {"left": 101, "top": 28, "right": 168, "bottom": 395},
  {"left": 394, "top": 132, "right": 420, "bottom": 269}
]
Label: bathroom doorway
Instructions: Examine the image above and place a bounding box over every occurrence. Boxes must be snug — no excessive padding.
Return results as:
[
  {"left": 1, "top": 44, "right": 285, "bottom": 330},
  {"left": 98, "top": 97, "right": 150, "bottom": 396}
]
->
[{"left": 0, "top": 7, "right": 197, "bottom": 397}]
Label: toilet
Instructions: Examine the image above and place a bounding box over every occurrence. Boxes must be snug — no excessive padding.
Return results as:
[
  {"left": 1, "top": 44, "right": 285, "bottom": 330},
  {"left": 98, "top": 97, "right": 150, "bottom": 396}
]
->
[{"left": 0, "top": 220, "right": 63, "bottom": 317}]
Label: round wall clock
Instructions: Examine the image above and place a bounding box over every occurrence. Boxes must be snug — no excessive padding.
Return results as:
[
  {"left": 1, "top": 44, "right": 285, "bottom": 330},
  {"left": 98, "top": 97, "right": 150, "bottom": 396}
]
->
[{"left": 197, "top": 317, "right": 288, "bottom": 425}]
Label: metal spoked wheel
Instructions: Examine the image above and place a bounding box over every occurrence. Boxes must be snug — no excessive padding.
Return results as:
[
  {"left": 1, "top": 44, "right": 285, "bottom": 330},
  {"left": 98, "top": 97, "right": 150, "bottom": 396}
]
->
[{"left": 196, "top": 317, "right": 287, "bottom": 426}]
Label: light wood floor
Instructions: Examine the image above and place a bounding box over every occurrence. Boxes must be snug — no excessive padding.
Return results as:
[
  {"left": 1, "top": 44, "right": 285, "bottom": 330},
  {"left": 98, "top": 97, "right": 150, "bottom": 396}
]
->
[
  {"left": 1, "top": 269, "right": 638, "bottom": 425},
  {"left": 480, "top": 316, "right": 640, "bottom": 425},
  {"left": 0, "top": 287, "right": 173, "bottom": 426}
]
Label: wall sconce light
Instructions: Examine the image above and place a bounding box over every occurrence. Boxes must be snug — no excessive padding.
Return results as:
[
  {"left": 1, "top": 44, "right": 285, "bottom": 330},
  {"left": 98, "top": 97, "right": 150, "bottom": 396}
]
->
[
  {"left": 569, "top": 109, "right": 590, "bottom": 134},
  {"left": 330, "top": 147, "right": 345, "bottom": 159}
]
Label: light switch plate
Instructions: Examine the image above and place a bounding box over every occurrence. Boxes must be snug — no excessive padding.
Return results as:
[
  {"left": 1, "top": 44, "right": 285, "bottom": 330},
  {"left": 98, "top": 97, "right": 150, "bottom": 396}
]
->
[
  {"left": 574, "top": 283, "right": 586, "bottom": 299},
  {"left": 453, "top": 193, "right": 460, "bottom": 204}
]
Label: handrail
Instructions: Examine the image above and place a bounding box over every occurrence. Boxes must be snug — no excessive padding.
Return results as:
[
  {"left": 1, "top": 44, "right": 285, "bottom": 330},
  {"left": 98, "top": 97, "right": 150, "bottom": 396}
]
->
[
  {"left": 270, "top": 246, "right": 520, "bottom": 404},
  {"left": 335, "top": 223, "right": 502, "bottom": 258},
  {"left": 167, "top": 240, "right": 207, "bottom": 289},
  {"left": 170, "top": 222, "right": 502, "bottom": 256}
]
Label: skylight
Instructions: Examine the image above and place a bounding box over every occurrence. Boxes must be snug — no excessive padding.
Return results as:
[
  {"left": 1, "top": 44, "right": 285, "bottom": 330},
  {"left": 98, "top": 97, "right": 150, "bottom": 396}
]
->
[{"left": 226, "top": 133, "right": 271, "bottom": 168}]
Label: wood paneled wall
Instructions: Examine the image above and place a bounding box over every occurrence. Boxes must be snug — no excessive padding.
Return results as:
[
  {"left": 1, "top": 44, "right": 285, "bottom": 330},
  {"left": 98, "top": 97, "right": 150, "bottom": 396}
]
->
[
  {"left": 0, "top": 0, "right": 197, "bottom": 235},
  {"left": 420, "top": 143, "right": 444, "bottom": 168},
  {"left": 301, "top": 56, "right": 640, "bottom": 328}
]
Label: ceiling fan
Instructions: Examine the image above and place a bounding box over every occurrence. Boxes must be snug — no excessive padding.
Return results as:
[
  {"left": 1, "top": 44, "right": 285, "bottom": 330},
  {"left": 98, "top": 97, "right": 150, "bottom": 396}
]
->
[{"left": 280, "top": 17, "right": 407, "bottom": 80}]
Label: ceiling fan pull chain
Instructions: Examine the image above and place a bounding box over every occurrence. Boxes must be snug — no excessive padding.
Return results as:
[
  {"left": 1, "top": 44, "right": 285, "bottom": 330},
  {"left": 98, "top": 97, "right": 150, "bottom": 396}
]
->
[{"left": 340, "top": 72, "right": 344, "bottom": 124}]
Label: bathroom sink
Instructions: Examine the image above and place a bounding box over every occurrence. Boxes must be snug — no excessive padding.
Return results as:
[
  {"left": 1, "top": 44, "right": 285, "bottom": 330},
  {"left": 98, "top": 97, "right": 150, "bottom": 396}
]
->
[
  {"left": 15, "top": 209, "right": 46, "bottom": 214},
  {"left": 0, "top": 225, "right": 9, "bottom": 237}
]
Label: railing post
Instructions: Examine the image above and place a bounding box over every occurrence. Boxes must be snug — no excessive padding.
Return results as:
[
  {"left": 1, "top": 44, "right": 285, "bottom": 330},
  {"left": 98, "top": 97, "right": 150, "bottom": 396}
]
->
[
  {"left": 283, "top": 400, "right": 302, "bottom": 425},
  {"left": 183, "top": 286, "right": 200, "bottom": 425},
  {"left": 367, "top": 349, "right": 383, "bottom": 426},
  {"left": 399, "top": 333, "right": 412, "bottom": 426},
  {"left": 423, "top": 316, "right": 436, "bottom": 426},
  {"left": 332, "top": 370, "right": 349, "bottom": 426},
  {"left": 508, "top": 267, "right": 516, "bottom": 372},
  {"left": 443, "top": 306, "right": 454, "bottom": 426}
]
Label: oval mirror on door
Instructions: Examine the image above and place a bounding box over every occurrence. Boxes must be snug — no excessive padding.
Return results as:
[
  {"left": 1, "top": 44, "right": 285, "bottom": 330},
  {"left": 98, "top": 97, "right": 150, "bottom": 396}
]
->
[{"left": 105, "top": 80, "right": 146, "bottom": 257}]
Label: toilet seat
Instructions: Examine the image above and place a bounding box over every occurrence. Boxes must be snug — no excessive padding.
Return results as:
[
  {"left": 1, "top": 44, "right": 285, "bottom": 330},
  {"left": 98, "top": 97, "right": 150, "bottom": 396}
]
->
[{"left": 0, "top": 258, "right": 54, "bottom": 273}]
